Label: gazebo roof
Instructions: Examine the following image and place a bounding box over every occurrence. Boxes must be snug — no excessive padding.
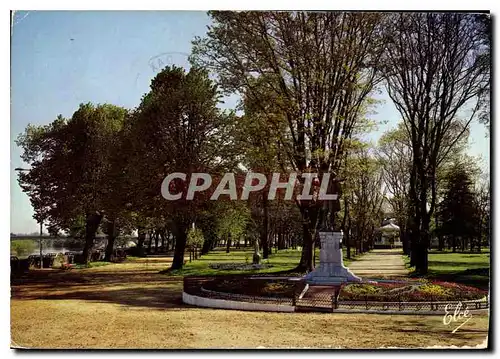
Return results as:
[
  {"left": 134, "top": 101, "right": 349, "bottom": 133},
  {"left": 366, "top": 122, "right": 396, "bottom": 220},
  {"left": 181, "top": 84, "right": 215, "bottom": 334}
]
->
[{"left": 379, "top": 222, "right": 400, "bottom": 232}]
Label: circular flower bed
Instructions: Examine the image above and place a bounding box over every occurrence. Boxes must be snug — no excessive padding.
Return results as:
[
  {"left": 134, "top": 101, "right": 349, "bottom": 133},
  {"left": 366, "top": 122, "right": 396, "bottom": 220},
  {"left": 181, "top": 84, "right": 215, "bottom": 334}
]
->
[
  {"left": 199, "top": 276, "right": 486, "bottom": 303},
  {"left": 208, "top": 263, "right": 273, "bottom": 271}
]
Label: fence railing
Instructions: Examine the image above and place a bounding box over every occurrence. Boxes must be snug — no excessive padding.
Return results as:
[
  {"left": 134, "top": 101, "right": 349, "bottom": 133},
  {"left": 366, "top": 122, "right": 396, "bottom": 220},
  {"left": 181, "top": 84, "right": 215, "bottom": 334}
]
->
[{"left": 183, "top": 276, "right": 489, "bottom": 313}]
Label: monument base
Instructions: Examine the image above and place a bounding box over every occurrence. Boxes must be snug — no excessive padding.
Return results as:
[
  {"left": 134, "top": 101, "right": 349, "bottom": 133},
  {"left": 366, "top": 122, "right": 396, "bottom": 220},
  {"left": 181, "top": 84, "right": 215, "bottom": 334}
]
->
[{"left": 304, "top": 231, "right": 362, "bottom": 285}]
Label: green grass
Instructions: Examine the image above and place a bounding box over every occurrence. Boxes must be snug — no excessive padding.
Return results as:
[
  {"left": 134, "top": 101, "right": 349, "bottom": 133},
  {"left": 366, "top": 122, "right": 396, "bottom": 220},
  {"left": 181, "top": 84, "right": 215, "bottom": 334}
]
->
[
  {"left": 72, "top": 261, "right": 113, "bottom": 269},
  {"left": 428, "top": 249, "right": 490, "bottom": 272},
  {"left": 161, "top": 246, "right": 358, "bottom": 277},
  {"left": 405, "top": 249, "right": 490, "bottom": 289}
]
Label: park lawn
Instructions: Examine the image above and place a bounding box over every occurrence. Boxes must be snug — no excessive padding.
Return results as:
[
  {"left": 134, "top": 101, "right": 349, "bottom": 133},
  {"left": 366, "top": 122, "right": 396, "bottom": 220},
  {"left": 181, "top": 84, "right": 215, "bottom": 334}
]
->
[
  {"left": 405, "top": 249, "right": 490, "bottom": 289},
  {"left": 11, "top": 263, "right": 489, "bottom": 349},
  {"left": 72, "top": 261, "right": 113, "bottom": 269},
  {"left": 11, "top": 299, "right": 489, "bottom": 349},
  {"left": 159, "top": 247, "right": 356, "bottom": 277}
]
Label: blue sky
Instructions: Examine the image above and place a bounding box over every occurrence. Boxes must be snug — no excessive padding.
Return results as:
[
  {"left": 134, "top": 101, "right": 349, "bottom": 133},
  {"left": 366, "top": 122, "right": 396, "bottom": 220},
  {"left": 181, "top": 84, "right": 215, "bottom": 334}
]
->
[{"left": 10, "top": 11, "right": 490, "bottom": 234}]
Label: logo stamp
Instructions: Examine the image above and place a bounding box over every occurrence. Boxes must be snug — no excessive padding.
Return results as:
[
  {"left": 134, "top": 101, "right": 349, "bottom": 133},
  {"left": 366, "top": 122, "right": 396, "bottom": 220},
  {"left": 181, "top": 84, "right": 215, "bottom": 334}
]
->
[{"left": 443, "top": 302, "right": 472, "bottom": 333}]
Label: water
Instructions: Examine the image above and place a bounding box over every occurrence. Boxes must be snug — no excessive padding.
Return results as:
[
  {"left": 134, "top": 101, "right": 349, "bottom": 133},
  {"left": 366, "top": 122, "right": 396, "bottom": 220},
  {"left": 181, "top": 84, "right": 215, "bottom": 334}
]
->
[
  {"left": 11, "top": 237, "right": 136, "bottom": 258},
  {"left": 12, "top": 239, "right": 102, "bottom": 258}
]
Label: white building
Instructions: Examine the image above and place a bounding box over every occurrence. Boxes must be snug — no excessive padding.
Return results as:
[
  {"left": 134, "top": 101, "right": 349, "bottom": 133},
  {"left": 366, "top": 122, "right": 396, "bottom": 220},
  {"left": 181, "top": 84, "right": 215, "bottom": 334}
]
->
[{"left": 374, "top": 220, "right": 402, "bottom": 248}]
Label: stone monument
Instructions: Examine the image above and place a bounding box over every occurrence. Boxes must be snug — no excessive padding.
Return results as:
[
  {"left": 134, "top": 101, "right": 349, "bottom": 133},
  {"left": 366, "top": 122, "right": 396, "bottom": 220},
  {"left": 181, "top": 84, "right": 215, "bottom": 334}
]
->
[
  {"left": 303, "top": 174, "right": 361, "bottom": 285},
  {"left": 303, "top": 231, "right": 361, "bottom": 284}
]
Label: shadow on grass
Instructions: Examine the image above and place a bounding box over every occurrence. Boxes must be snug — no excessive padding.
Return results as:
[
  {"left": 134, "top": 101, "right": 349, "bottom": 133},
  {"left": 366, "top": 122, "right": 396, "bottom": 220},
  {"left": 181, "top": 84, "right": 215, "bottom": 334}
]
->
[
  {"left": 429, "top": 250, "right": 490, "bottom": 255},
  {"left": 14, "top": 285, "right": 189, "bottom": 310},
  {"left": 11, "top": 269, "right": 190, "bottom": 310},
  {"left": 427, "top": 260, "right": 490, "bottom": 267},
  {"left": 392, "top": 317, "right": 488, "bottom": 342},
  {"left": 10, "top": 247, "right": 367, "bottom": 310}
]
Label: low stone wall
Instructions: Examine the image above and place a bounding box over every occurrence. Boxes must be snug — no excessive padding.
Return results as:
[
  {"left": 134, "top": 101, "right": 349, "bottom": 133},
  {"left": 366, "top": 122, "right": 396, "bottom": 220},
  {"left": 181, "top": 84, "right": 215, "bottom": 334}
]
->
[{"left": 182, "top": 292, "right": 295, "bottom": 312}]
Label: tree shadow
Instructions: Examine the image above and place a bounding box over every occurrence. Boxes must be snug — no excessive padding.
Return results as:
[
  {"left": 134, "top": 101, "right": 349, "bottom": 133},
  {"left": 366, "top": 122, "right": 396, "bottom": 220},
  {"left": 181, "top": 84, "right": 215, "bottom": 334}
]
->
[
  {"left": 11, "top": 268, "right": 193, "bottom": 310},
  {"left": 428, "top": 260, "right": 489, "bottom": 267},
  {"left": 13, "top": 284, "right": 190, "bottom": 311},
  {"left": 392, "top": 317, "right": 489, "bottom": 342}
]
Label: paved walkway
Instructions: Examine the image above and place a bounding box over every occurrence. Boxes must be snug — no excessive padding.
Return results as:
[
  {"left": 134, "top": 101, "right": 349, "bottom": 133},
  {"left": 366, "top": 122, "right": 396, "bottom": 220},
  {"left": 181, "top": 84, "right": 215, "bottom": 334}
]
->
[{"left": 346, "top": 248, "right": 408, "bottom": 278}]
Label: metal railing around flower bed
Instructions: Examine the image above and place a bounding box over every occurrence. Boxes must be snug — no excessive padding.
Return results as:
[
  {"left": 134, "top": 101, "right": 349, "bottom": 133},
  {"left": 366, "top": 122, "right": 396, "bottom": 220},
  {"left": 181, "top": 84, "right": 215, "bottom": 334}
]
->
[
  {"left": 183, "top": 276, "right": 296, "bottom": 306},
  {"left": 293, "top": 284, "right": 489, "bottom": 312},
  {"left": 295, "top": 292, "right": 489, "bottom": 312},
  {"left": 199, "top": 287, "right": 294, "bottom": 305},
  {"left": 183, "top": 276, "right": 489, "bottom": 313}
]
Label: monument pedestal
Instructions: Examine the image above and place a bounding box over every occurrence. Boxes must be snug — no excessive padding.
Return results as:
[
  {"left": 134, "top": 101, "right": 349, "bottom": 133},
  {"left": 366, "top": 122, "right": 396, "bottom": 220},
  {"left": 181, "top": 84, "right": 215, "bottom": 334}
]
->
[{"left": 304, "top": 231, "right": 362, "bottom": 284}]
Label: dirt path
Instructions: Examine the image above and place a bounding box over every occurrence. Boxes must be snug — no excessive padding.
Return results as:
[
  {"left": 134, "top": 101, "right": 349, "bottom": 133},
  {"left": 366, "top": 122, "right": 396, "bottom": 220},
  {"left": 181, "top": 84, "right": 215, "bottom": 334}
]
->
[{"left": 347, "top": 248, "right": 409, "bottom": 278}]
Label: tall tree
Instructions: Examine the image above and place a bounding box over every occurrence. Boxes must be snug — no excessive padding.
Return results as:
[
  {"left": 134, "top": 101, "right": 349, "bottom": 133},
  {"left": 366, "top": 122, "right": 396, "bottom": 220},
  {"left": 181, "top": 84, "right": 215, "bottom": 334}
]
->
[
  {"left": 124, "top": 66, "right": 236, "bottom": 270},
  {"left": 436, "top": 163, "right": 478, "bottom": 252},
  {"left": 341, "top": 146, "right": 385, "bottom": 255},
  {"left": 381, "top": 13, "right": 490, "bottom": 273},
  {"left": 474, "top": 177, "right": 490, "bottom": 252},
  {"left": 17, "top": 104, "right": 128, "bottom": 264},
  {"left": 191, "top": 11, "right": 385, "bottom": 271},
  {"left": 377, "top": 123, "right": 412, "bottom": 254}
]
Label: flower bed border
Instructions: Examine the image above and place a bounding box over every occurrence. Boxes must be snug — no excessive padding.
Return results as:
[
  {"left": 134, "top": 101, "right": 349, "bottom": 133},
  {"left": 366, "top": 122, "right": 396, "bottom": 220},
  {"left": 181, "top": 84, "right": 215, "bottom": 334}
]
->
[{"left": 183, "top": 275, "right": 490, "bottom": 315}]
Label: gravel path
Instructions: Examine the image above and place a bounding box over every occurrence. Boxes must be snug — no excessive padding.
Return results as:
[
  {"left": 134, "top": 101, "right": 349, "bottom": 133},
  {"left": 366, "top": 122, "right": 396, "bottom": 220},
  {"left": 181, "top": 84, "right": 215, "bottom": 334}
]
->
[{"left": 347, "top": 248, "right": 409, "bottom": 278}]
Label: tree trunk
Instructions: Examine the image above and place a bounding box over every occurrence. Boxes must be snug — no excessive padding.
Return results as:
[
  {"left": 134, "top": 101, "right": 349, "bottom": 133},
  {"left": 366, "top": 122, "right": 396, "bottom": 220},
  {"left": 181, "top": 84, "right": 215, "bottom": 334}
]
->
[
  {"left": 201, "top": 236, "right": 213, "bottom": 255},
  {"left": 278, "top": 224, "right": 285, "bottom": 250},
  {"left": 346, "top": 226, "right": 351, "bottom": 260},
  {"left": 160, "top": 230, "right": 166, "bottom": 252},
  {"left": 416, "top": 212, "right": 431, "bottom": 274},
  {"left": 137, "top": 226, "right": 146, "bottom": 256},
  {"left": 295, "top": 206, "right": 319, "bottom": 272},
  {"left": 261, "top": 195, "right": 269, "bottom": 259},
  {"left": 80, "top": 212, "right": 103, "bottom": 264},
  {"left": 408, "top": 155, "right": 421, "bottom": 268},
  {"left": 171, "top": 222, "right": 188, "bottom": 270},
  {"left": 438, "top": 233, "right": 444, "bottom": 251},
  {"left": 401, "top": 229, "right": 408, "bottom": 255},
  {"left": 104, "top": 218, "right": 117, "bottom": 262},
  {"left": 226, "top": 233, "right": 231, "bottom": 253},
  {"left": 299, "top": 222, "right": 315, "bottom": 272},
  {"left": 154, "top": 231, "right": 159, "bottom": 253},
  {"left": 147, "top": 231, "right": 153, "bottom": 254}
]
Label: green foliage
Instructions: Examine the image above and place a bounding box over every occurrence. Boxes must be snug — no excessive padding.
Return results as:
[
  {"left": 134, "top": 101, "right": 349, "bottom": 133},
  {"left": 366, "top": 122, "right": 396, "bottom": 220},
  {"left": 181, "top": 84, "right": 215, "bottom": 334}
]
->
[
  {"left": 187, "top": 227, "right": 204, "bottom": 247},
  {"left": 16, "top": 103, "right": 128, "bottom": 233},
  {"left": 340, "top": 147, "right": 385, "bottom": 252},
  {"left": 215, "top": 202, "right": 250, "bottom": 242},
  {"left": 436, "top": 163, "right": 481, "bottom": 247},
  {"left": 123, "top": 66, "right": 235, "bottom": 221}
]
